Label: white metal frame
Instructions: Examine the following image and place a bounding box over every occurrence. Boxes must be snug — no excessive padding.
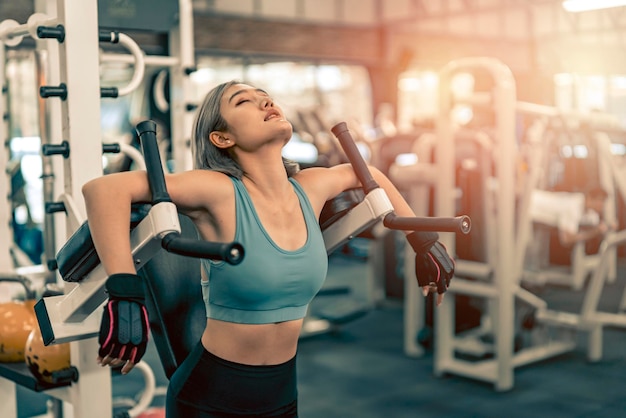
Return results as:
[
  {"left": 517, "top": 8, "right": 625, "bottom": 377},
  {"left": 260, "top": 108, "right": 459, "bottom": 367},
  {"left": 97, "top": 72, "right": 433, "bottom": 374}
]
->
[
  {"left": 168, "top": 0, "right": 196, "bottom": 173},
  {"left": 519, "top": 109, "right": 619, "bottom": 291},
  {"left": 0, "top": 1, "right": 196, "bottom": 417},
  {"left": 432, "top": 57, "right": 565, "bottom": 391},
  {"left": 425, "top": 57, "right": 625, "bottom": 392},
  {"left": 98, "top": 0, "right": 196, "bottom": 174},
  {"left": 387, "top": 132, "right": 439, "bottom": 357}
]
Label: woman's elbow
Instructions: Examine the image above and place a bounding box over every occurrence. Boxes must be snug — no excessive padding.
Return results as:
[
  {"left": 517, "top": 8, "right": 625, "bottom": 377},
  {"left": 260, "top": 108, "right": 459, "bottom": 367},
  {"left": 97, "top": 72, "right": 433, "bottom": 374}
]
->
[
  {"left": 81, "top": 177, "right": 106, "bottom": 202},
  {"left": 82, "top": 178, "right": 96, "bottom": 200}
]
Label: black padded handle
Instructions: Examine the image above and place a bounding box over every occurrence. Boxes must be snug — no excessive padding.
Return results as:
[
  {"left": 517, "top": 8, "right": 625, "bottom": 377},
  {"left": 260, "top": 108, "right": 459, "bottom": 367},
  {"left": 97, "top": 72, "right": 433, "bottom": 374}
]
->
[
  {"left": 135, "top": 120, "right": 171, "bottom": 204},
  {"left": 134, "top": 120, "right": 245, "bottom": 264},
  {"left": 331, "top": 120, "right": 472, "bottom": 236},
  {"left": 161, "top": 233, "right": 245, "bottom": 265},
  {"left": 383, "top": 213, "right": 471, "bottom": 235},
  {"left": 331, "top": 122, "right": 379, "bottom": 194}
]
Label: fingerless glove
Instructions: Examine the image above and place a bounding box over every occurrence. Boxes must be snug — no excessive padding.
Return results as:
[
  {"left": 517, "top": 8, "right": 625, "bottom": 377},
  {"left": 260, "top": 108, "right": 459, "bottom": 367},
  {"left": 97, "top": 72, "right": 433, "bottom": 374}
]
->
[
  {"left": 98, "top": 273, "right": 150, "bottom": 365},
  {"left": 406, "top": 232, "right": 455, "bottom": 294}
]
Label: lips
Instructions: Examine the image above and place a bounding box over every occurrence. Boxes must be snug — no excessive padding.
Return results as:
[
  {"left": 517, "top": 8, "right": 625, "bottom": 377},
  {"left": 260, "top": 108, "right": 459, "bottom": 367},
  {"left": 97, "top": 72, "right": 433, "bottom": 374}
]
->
[{"left": 264, "top": 109, "right": 281, "bottom": 121}]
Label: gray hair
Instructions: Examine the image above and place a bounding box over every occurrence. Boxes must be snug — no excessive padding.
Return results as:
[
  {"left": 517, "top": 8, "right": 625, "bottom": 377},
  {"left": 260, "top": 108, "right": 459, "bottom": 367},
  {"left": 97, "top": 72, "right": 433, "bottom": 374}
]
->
[{"left": 191, "top": 80, "right": 300, "bottom": 179}]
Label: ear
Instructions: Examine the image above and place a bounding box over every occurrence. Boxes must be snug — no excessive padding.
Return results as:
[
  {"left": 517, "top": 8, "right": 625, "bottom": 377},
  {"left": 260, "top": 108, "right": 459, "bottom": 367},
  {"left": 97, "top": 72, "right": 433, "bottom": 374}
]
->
[{"left": 209, "top": 132, "right": 233, "bottom": 149}]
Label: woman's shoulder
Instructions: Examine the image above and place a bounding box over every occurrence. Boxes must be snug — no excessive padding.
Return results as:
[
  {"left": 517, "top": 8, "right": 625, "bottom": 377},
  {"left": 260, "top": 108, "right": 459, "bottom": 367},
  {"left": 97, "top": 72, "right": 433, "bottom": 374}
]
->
[
  {"left": 165, "top": 169, "right": 236, "bottom": 209},
  {"left": 293, "top": 164, "right": 359, "bottom": 202},
  {"left": 169, "top": 168, "right": 234, "bottom": 185}
]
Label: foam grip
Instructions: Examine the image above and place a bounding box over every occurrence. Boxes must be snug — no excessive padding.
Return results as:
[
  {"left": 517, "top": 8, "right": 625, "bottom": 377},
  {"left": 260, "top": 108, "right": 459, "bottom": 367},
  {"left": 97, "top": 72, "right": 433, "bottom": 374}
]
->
[{"left": 414, "top": 241, "right": 455, "bottom": 294}]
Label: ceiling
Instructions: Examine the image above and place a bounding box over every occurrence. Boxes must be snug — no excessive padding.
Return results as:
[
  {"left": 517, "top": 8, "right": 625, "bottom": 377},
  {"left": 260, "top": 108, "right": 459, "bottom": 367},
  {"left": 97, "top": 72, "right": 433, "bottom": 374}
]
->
[
  {"left": 3, "top": 1, "right": 626, "bottom": 74},
  {"left": 191, "top": 0, "right": 626, "bottom": 73}
]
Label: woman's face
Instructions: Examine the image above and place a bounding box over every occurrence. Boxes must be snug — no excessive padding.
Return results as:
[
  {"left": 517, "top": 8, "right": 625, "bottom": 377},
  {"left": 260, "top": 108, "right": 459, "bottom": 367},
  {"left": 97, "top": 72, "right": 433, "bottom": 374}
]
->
[{"left": 217, "top": 83, "right": 293, "bottom": 151}]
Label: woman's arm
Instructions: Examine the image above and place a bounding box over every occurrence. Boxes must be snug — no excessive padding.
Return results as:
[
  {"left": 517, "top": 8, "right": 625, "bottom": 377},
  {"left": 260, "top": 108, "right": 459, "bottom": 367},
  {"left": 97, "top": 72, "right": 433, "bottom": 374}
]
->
[
  {"left": 296, "top": 163, "right": 416, "bottom": 218},
  {"left": 82, "top": 170, "right": 151, "bottom": 275},
  {"left": 82, "top": 169, "right": 233, "bottom": 275},
  {"left": 297, "top": 163, "right": 451, "bottom": 304}
]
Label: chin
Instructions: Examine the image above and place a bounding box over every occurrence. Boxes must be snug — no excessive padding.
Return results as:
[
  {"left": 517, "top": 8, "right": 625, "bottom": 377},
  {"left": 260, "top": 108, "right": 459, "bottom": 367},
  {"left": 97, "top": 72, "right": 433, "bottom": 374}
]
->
[{"left": 279, "top": 122, "right": 293, "bottom": 143}]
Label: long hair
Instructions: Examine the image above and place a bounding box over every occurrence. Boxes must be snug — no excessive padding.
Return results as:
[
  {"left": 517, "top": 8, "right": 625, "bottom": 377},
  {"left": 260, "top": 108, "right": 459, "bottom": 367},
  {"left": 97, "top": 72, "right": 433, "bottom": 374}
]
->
[{"left": 191, "top": 80, "right": 299, "bottom": 179}]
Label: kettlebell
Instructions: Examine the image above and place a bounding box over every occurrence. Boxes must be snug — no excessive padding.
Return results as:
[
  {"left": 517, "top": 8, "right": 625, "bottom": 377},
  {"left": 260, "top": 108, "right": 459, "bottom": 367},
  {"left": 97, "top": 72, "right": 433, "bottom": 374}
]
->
[{"left": 0, "top": 276, "right": 37, "bottom": 362}]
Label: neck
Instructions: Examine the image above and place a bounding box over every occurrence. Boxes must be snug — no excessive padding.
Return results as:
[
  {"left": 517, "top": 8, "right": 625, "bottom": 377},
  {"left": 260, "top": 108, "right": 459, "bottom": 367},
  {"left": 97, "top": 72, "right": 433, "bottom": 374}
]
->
[{"left": 239, "top": 152, "right": 291, "bottom": 197}]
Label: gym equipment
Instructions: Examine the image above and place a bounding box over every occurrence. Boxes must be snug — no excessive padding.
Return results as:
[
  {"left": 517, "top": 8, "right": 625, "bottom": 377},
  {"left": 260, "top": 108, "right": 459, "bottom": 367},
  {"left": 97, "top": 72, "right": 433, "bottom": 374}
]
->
[
  {"left": 518, "top": 110, "right": 618, "bottom": 291},
  {"left": 0, "top": 277, "right": 37, "bottom": 363},
  {"left": 99, "top": 0, "right": 196, "bottom": 173},
  {"left": 431, "top": 58, "right": 570, "bottom": 391},
  {"left": 328, "top": 123, "right": 469, "bottom": 243},
  {"left": 1, "top": 2, "right": 196, "bottom": 417},
  {"left": 0, "top": 306, "right": 36, "bottom": 363},
  {"left": 415, "top": 56, "right": 625, "bottom": 392},
  {"left": 0, "top": 41, "right": 10, "bottom": 272},
  {"left": 98, "top": 30, "right": 146, "bottom": 98},
  {"left": 35, "top": 120, "right": 244, "bottom": 345},
  {"left": 0, "top": 13, "right": 59, "bottom": 47},
  {"left": 24, "top": 326, "right": 76, "bottom": 385}
]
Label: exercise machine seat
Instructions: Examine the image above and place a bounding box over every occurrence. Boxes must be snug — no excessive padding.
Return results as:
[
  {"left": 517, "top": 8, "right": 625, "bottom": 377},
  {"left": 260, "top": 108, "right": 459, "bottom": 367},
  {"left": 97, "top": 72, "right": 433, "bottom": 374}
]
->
[{"left": 139, "top": 213, "right": 205, "bottom": 380}]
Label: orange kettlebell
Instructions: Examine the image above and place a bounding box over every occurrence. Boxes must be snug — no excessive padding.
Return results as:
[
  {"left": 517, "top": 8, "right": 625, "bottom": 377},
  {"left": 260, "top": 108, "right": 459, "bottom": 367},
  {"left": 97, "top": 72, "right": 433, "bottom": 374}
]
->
[
  {"left": 25, "top": 326, "right": 73, "bottom": 384},
  {"left": 0, "top": 277, "right": 37, "bottom": 363}
]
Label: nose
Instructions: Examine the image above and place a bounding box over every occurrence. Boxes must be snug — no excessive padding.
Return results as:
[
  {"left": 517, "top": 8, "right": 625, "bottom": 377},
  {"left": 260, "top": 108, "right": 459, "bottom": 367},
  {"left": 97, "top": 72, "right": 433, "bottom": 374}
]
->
[{"left": 261, "top": 97, "right": 273, "bottom": 108}]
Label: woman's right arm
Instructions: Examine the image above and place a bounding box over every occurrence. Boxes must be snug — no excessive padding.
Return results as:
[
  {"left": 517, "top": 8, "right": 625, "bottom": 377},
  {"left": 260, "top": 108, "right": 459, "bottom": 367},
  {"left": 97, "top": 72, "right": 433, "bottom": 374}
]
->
[
  {"left": 82, "top": 169, "right": 233, "bottom": 276},
  {"left": 82, "top": 170, "right": 152, "bottom": 275}
]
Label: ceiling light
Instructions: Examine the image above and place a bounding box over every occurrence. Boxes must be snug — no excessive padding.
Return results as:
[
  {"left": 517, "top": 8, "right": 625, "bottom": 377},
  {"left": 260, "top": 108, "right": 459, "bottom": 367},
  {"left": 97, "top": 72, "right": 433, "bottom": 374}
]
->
[{"left": 563, "top": 0, "right": 626, "bottom": 12}]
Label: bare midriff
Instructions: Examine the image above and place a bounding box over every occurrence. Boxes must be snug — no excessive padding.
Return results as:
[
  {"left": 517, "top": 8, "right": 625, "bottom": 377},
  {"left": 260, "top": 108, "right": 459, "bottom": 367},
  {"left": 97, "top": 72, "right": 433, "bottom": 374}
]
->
[{"left": 201, "top": 318, "right": 303, "bottom": 365}]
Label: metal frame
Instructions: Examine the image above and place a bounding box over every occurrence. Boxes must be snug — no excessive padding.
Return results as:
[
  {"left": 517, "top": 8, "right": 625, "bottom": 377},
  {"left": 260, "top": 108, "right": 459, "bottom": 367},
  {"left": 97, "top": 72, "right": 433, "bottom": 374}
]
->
[
  {"left": 387, "top": 132, "right": 439, "bottom": 357},
  {"left": 36, "top": 198, "right": 181, "bottom": 343},
  {"left": 519, "top": 108, "right": 619, "bottom": 291},
  {"left": 0, "top": 0, "right": 108, "bottom": 413},
  {"left": 0, "top": 41, "right": 11, "bottom": 271},
  {"left": 0, "top": 1, "right": 194, "bottom": 417},
  {"left": 424, "top": 56, "right": 626, "bottom": 392},
  {"left": 432, "top": 57, "right": 561, "bottom": 392}
]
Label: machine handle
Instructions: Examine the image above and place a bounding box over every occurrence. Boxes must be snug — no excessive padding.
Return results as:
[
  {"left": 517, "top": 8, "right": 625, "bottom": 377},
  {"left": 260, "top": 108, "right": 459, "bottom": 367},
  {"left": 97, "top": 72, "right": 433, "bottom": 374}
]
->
[
  {"left": 331, "top": 121, "right": 472, "bottom": 236},
  {"left": 161, "top": 233, "right": 245, "bottom": 265},
  {"left": 135, "top": 120, "right": 171, "bottom": 204},
  {"left": 134, "top": 120, "right": 245, "bottom": 264},
  {"left": 383, "top": 213, "right": 471, "bottom": 235},
  {"left": 331, "top": 122, "right": 379, "bottom": 194}
]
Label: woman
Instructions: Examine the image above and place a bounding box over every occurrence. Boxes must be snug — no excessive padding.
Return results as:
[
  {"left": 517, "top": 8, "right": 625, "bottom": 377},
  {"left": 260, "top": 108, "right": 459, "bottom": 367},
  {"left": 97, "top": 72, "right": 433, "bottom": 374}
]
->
[{"left": 83, "top": 81, "right": 453, "bottom": 417}]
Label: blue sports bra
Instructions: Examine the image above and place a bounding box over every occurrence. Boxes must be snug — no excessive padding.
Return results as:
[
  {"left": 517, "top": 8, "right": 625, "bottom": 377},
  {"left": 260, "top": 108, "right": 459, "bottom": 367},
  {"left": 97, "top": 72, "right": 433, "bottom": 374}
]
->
[{"left": 201, "top": 176, "right": 328, "bottom": 324}]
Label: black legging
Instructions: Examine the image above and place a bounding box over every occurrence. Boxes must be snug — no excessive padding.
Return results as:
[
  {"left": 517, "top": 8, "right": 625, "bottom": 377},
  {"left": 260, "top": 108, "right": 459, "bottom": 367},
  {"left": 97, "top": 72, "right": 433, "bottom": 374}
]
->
[{"left": 166, "top": 341, "right": 298, "bottom": 417}]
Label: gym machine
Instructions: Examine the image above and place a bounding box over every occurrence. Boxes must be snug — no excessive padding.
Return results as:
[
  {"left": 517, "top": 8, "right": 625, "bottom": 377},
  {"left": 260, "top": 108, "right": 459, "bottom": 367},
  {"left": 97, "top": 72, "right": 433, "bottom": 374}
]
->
[
  {"left": 421, "top": 56, "right": 623, "bottom": 392},
  {"left": 299, "top": 124, "right": 470, "bottom": 337},
  {"left": 10, "top": 118, "right": 467, "bottom": 415},
  {"left": 35, "top": 120, "right": 244, "bottom": 346},
  {"left": 0, "top": 0, "right": 107, "bottom": 414},
  {"left": 97, "top": 0, "right": 197, "bottom": 173},
  {"left": 0, "top": 37, "right": 12, "bottom": 272},
  {"left": 517, "top": 104, "right": 619, "bottom": 291},
  {"left": 0, "top": 1, "right": 196, "bottom": 417},
  {"left": 0, "top": 120, "right": 244, "bottom": 418}
]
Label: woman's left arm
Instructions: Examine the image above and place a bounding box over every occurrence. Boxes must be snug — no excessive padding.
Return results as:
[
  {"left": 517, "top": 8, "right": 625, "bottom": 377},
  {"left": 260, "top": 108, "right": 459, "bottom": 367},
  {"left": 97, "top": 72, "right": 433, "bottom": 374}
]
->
[
  {"left": 297, "top": 163, "right": 415, "bottom": 217},
  {"left": 298, "top": 163, "right": 453, "bottom": 304}
]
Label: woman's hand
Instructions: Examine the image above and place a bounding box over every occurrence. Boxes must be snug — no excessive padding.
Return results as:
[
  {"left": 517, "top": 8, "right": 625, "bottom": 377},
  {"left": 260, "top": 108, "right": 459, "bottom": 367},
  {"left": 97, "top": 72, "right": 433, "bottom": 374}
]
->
[{"left": 422, "top": 283, "right": 445, "bottom": 306}]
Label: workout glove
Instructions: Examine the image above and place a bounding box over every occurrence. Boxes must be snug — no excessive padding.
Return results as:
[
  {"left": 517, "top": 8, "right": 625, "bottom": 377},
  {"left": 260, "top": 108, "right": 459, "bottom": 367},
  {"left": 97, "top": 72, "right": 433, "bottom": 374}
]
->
[
  {"left": 98, "top": 273, "right": 150, "bottom": 366},
  {"left": 406, "top": 231, "right": 455, "bottom": 294}
]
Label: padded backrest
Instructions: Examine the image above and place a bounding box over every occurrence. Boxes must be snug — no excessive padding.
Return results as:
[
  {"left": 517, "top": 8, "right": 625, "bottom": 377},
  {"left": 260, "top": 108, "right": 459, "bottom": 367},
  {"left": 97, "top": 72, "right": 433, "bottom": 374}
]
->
[{"left": 139, "top": 214, "right": 206, "bottom": 380}]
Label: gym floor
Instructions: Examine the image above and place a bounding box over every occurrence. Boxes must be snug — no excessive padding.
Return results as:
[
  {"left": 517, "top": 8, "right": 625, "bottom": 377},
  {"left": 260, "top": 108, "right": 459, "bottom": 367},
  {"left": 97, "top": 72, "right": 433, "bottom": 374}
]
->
[{"left": 15, "top": 245, "right": 626, "bottom": 418}]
